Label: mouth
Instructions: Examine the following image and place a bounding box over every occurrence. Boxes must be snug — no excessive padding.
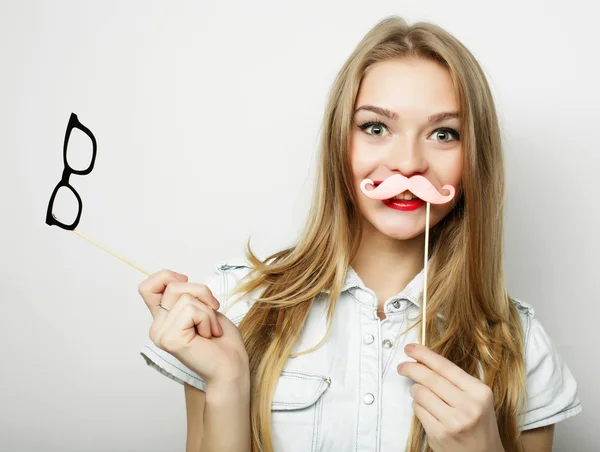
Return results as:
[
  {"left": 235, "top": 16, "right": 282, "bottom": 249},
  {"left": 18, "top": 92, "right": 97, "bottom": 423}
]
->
[{"left": 390, "top": 191, "right": 419, "bottom": 201}]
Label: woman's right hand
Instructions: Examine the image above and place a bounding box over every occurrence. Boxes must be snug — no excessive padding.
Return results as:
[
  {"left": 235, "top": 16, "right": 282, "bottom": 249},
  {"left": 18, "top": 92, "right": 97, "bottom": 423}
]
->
[{"left": 138, "top": 270, "right": 249, "bottom": 387}]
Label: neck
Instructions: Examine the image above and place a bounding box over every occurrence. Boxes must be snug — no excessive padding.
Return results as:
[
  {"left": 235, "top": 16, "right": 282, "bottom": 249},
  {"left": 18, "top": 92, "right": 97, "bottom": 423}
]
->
[{"left": 350, "top": 221, "right": 425, "bottom": 305}]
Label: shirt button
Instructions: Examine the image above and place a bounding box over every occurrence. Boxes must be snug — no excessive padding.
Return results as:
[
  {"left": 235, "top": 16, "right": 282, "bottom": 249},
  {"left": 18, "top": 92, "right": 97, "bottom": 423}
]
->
[
  {"left": 392, "top": 300, "right": 401, "bottom": 309},
  {"left": 382, "top": 339, "right": 393, "bottom": 349},
  {"left": 363, "top": 334, "right": 374, "bottom": 344},
  {"left": 363, "top": 393, "right": 375, "bottom": 405}
]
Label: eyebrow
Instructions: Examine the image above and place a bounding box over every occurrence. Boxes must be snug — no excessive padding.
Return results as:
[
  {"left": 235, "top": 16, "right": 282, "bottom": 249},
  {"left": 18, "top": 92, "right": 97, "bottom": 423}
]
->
[{"left": 354, "top": 105, "right": 460, "bottom": 123}]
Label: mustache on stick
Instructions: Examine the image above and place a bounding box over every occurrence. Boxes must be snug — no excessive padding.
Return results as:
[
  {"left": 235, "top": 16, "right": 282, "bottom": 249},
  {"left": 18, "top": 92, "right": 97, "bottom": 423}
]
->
[{"left": 360, "top": 174, "right": 455, "bottom": 204}]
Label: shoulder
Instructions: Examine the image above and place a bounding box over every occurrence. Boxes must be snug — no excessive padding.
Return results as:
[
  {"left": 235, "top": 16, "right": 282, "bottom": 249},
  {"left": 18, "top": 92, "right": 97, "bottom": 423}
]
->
[
  {"left": 203, "top": 256, "right": 253, "bottom": 296},
  {"left": 511, "top": 297, "right": 535, "bottom": 325},
  {"left": 214, "top": 256, "right": 255, "bottom": 293},
  {"left": 510, "top": 297, "right": 560, "bottom": 380},
  {"left": 509, "top": 298, "right": 583, "bottom": 430},
  {"left": 510, "top": 298, "right": 536, "bottom": 348}
]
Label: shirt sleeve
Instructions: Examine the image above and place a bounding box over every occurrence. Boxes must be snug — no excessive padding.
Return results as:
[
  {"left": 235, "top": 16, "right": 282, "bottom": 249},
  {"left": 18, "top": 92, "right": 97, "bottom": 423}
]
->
[
  {"left": 519, "top": 316, "right": 583, "bottom": 431},
  {"left": 139, "top": 258, "right": 252, "bottom": 392}
]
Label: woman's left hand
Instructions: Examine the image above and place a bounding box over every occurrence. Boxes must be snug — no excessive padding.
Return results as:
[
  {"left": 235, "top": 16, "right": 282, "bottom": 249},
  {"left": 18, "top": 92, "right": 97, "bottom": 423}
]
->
[{"left": 397, "top": 343, "right": 504, "bottom": 452}]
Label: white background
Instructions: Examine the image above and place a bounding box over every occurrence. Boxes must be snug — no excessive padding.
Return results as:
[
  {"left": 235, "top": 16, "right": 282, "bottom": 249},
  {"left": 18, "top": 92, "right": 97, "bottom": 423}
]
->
[{"left": 1, "top": 1, "right": 597, "bottom": 450}]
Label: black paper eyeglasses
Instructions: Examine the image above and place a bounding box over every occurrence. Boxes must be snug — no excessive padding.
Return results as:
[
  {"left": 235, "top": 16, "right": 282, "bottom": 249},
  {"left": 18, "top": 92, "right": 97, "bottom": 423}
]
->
[
  {"left": 46, "top": 112, "right": 152, "bottom": 276},
  {"left": 46, "top": 113, "right": 97, "bottom": 230}
]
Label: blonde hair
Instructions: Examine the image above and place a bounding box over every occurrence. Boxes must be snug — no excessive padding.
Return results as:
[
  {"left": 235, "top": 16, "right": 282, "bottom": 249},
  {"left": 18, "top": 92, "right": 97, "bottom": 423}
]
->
[{"left": 229, "top": 16, "right": 527, "bottom": 452}]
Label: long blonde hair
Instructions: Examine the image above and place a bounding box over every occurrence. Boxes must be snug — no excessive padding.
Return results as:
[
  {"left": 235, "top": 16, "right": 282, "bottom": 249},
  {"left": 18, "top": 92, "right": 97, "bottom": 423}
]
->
[{"left": 229, "top": 16, "right": 527, "bottom": 452}]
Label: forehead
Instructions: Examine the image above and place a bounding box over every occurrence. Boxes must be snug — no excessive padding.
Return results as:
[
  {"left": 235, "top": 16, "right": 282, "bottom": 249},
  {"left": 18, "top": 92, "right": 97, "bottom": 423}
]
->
[{"left": 356, "top": 58, "right": 459, "bottom": 116}]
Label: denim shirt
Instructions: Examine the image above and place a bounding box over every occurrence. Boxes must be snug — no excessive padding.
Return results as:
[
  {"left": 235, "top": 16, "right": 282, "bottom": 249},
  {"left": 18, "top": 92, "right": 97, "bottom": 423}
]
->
[{"left": 140, "top": 258, "right": 582, "bottom": 452}]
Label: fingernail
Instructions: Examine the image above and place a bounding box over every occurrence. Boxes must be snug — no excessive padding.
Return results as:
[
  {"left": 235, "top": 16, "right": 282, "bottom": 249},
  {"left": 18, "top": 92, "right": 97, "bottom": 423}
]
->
[
  {"left": 398, "top": 363, "right": 410, "bottom": 377},
  {"left": 405, "top": 343, "right": 416, "bottom": 353}
]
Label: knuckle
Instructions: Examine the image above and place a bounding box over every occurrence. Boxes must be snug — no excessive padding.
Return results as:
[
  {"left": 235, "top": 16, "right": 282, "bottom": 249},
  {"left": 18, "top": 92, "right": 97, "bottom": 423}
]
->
[
  {"left": 462, "top": 413, "right": 478, "bottom": 432},
  {"left": 196, "top": 299, "right": 213, "bottom": 312},
  {"left": 448, "top": 416, "right": 465, "bottom": 435},
  {"left": 160, "top": 332, "right": 181, "bottom": 353},
  {"left": 480, "top": 385, "right": 494, "bottom": 403},
  {"left": 160, "top": 270, "right": 180, "bottom": 286},
  {"left": 154, "top": 334, "right": 169, "bottom": 352},
  {"left": 469, "top": 401, "right": 485, "bottom": 419},
  {"left": 439, "top": 362, "right": 452, "bottom": 376},
  {"left": 460, "top": 409, "right": 480, "bottom": 431},
  {"left": 179, "top": 293, "right": 195, "bottom": 305},
  {"left": 139, "top": 270, "right": 178, "bottom": 297},
  {"left": 410, "top": 383, "right": 421, "bottom": 398},
  {"left": 138, "top": 278, "right": 153, "bottom": 296},
  {"left": 197, "top": 284, "right": 211, "bottom": 297},
  {"left": 439, "top": 427, "right": 453, "bottom": 442},
  {"left": 148, "top": 324, "right": 159, "bottom": 344},
  {"left": 157, "top": 269, "right": 176, "bottom": 279},
  {"left": 163, "top": 281, "right": 179, "bottom": 296},
  {"left": 159, "top": 337, "right": 175, "bottom": 353},
  {"left": 181, "top": 303, "right": 197, "bottom": 317}
]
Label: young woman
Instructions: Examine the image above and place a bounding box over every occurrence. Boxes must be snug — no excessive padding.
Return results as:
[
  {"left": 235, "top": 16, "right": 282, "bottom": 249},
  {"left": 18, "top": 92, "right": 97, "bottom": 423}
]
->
[{"left": 139, "top": 16, "right": 581, "bottom": 452}]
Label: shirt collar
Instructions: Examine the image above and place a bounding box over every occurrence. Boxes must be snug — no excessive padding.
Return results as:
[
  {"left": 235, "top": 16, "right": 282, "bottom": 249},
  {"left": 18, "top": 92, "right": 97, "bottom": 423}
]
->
[{"left": 321, "top": 263, "right": 426, "bottom": 309}]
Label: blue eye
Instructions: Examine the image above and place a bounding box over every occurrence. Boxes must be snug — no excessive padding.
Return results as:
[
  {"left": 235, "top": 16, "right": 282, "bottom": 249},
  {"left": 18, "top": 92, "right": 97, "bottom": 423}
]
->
[
  {"left": 358, "top": 121, "right": 389, "bottom": 137},
  {"left": 431, "top": 127, "right": 460, "bottom": 143}
]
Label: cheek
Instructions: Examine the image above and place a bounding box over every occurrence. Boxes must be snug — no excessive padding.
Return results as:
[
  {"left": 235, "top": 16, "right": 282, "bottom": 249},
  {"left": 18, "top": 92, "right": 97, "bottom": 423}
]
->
[
  {"left": 349, "top": 138, "right": 379, "bottom": 181},
  {"left": 450, "top": 148, "right": 464, "bottom": 183},
  {"left": 433, "top": 148, "right": 463, "bottom": 188},
  {"left": 451, "top": 158, "right": 463, "bottom": 186}
]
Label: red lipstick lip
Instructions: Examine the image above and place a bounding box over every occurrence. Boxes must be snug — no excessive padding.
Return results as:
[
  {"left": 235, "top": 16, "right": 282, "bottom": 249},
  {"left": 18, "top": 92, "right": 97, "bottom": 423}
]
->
[{"left": 382, "top": 198, "right": 425, "bottom": 211}]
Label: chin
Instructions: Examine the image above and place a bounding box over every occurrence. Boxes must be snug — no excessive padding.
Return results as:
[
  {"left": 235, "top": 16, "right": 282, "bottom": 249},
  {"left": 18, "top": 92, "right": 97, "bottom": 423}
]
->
[
  {"left": 380, "top": 227, "right": 424, "bottom": 241},
  {"left": 367, "top": 217, "right": 426, "bottom": 241}
]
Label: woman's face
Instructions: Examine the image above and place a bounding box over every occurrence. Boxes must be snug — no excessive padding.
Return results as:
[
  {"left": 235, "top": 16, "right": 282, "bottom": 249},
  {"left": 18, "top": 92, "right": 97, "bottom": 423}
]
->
[{"left": 349, "top": 57, "right": 463, "bottom": 241}]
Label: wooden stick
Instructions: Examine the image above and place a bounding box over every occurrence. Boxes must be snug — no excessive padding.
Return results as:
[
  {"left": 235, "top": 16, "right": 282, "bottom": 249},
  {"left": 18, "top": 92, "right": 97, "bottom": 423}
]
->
[
  {"left": 422, "top": 202, "right": 430, "bottom": 346},
  {"left": 71, "top": 228, "right": 152, "bottom": 276},
  {"left": 66, "top": 223, "right": 216, "bottom": 311}
]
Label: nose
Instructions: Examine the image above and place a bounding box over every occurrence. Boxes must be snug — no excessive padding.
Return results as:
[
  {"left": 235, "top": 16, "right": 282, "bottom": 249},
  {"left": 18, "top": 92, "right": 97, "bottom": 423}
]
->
[{"left": 385, "top": 136, "right": 428, "bottom": 177}]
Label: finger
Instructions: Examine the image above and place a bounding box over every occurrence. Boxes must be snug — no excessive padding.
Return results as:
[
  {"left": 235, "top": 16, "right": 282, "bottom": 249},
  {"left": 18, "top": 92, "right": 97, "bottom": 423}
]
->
[
  {"left": 398, "top": 361, "right": 463, "bottom": 408},
  {"left": 404, "top": 343, "right": 481, "bottom": 391},
  {"left": 155, "top": 304, "right": 215, "bottom": 354},
  {"left": 193, "top": 305, "right": 212, "bottom": 338},
  {"left": 161, "top": 281, "right": 220, "bottom": 311},
  {"left": 192, "top": 299, "right": 223, "bottom": 337},
  {"left": 138, "top": 270, "right": 188, "bottom": 309},
  {"left": 171, "top": 294, "right": 223, "bottom": 338},
  {"left": 182, "top": 300, "right": 213, "bottom": 338},
  {"left": 159, "top": 284, "right": 220, "bottom": 335},
  {"left": 412, "top": 399, "right": 443, "bottom": 437},
  {"left": 139, "top": 270, "right": 188, "bottom": 298},
  {"left": 410, "top": 383, "right": 456, "bottom": 427}
]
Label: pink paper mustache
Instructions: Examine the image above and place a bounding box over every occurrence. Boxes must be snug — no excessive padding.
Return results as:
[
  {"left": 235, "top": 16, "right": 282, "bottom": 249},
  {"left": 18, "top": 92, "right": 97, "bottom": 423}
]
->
[{"left": 360, "top": 174, "right": 455, "bottom": 204}]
